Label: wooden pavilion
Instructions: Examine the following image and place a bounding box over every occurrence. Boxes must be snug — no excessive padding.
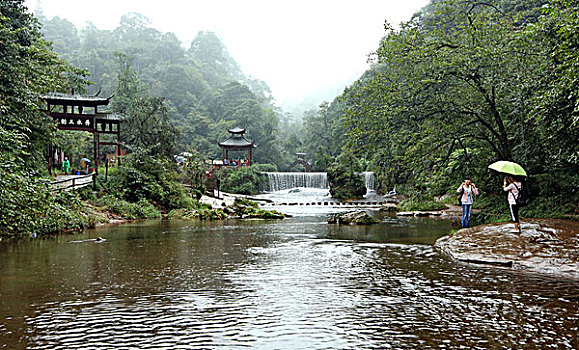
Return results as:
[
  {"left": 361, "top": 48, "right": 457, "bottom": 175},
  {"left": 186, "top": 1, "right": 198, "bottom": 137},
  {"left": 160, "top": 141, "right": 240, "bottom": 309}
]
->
[
  {"left": 217, "top": 127, "right": 256, "bottom": 166},
  {"left": 42, "top": 92, "right": 121, "bottom": 175}
]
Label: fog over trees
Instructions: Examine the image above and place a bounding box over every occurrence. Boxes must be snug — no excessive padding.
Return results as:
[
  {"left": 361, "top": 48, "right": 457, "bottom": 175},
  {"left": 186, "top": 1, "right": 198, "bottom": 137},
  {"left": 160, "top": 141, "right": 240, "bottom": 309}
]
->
[{"left": 34, "top": 0, "right": 579, "bottom": 204}]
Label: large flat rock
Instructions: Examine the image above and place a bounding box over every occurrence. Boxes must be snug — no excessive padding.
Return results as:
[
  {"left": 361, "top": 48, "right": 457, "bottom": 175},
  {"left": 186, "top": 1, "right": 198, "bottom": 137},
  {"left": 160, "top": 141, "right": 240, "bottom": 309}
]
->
[{"left": 435, "top": 219, "right": 579, "bottom": 280}]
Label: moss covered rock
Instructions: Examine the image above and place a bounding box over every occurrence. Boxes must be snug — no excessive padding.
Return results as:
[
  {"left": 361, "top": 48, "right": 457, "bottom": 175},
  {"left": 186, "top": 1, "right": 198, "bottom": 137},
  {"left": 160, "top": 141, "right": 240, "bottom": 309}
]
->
[
  {"left": 328, "top": 211, "right": 381, "bottom": 225},
  {"left": 168, "top": 198, "right": 286, "bottom": 221},
  {"left": 167, "top": 208, "right": 228, "bottom": 220}
]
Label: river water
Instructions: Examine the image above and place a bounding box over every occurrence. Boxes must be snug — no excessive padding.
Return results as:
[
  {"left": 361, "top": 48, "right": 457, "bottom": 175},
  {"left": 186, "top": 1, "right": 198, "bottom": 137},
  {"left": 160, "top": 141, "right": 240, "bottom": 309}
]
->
[{"left": 1, "top": 213, "right": 578, "bottom": 349}]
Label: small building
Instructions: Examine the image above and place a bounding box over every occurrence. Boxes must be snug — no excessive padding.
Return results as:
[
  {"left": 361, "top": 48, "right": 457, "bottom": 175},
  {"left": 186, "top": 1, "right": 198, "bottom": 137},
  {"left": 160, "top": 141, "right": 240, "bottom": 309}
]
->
[{"left": 217, "top": 127, "right": 256, "bottom": 166}]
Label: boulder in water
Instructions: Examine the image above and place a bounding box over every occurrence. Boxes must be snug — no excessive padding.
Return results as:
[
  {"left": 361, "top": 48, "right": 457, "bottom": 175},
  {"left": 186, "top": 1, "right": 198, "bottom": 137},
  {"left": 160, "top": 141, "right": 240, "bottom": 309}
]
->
[
  {"left": 435, "top": 219, "right": 579, "bottom": 279},
  {"left": 328, "top": 211, "right": 381, "bottom": 225}
]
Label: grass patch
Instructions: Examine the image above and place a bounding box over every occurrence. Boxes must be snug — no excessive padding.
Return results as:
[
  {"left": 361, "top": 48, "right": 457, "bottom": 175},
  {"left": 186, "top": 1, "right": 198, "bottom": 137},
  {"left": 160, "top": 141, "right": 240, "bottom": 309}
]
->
[
  {"left": 96, "top": 195, "right": 161, "bottom": 220},
  {"left": 398, "top": 196, "right": 447, "bottom": 212},
  {"left": 167, "top": 208, "right": 229, "bottom": 220}
]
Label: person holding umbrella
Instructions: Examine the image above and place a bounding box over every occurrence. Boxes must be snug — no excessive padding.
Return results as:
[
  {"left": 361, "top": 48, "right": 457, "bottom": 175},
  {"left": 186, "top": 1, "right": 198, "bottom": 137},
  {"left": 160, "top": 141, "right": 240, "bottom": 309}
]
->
[
  {"left": 80, "top": 158, "right": 91, "bottom": 175},
  {"left": 488, "top": 161, "right": 527, "bottom": 234},
  {"left": 504, "top": 175, "right": 524, "bottom": 233}
]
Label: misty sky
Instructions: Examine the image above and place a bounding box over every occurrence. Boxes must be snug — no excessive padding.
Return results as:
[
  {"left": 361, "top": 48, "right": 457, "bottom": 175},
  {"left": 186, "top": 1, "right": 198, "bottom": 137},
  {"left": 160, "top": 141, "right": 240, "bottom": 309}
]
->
[{"left": 26, "top": 0, "right": 429, "bottom": 108}]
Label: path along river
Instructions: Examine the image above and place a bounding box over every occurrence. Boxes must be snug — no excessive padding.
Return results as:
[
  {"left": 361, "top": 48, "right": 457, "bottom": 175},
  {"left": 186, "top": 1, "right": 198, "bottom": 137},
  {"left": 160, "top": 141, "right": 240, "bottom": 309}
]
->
[{"left": 1, "top": 204, "right": 578, "bottom": 349}]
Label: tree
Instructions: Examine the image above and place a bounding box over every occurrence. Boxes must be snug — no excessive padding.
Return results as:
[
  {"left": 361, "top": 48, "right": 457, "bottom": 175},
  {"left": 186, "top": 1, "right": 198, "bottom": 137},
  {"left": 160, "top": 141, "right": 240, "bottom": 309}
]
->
[
  {"left": 190, "top": 31, "right": 244, "bottom": 87},
  {"left": 344, "top": 0, "right": 547, "bottom": 190},
  {"left": 1, "top": 0, "right": 88, "bottom": 166},
  {"left": 111, "top": 55, "right": 176, "bottom": 158},
  {"left": 0, "top": 0, "right": 90, "bottom": 236},
  {"left": 38, "top": 16, "right": 80, "bottom": 54},
  {"left": 301, "top": 101, "right": 346, "bottom": 170},
  {"left": 529, "top": 0, "right": 579, "bottom": 168},
  {"left": 327, "top": 150, "right": 366, "bottom": 199},
  {"left": 37, "top": 12, "right": 291, "bottom": 168}
]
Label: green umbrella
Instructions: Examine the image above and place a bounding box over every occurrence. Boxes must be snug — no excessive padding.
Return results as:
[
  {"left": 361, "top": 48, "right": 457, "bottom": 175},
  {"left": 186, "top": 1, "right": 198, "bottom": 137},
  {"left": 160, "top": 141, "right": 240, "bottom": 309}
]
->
[{"left": 488, "top": 161, "right": 527, "bottom": 177}]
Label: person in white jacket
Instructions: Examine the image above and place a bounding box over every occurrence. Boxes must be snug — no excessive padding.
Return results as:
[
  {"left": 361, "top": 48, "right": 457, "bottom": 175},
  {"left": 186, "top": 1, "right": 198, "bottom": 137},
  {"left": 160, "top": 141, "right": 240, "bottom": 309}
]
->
[{"left": 456, "top": 176, "right": 479, "bottom": 228}]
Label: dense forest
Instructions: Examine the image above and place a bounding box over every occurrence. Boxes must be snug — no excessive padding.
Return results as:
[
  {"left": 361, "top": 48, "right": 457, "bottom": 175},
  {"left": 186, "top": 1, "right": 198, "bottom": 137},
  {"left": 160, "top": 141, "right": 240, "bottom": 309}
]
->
[
  {"left": 1, "top": 0, "right": 577, "bottom": 237},
  {"left": 37, "top": 12, "right": 343, "bottom": 171},
  {"left": 339, "top": 0, "right": 578, "bottom": 216}
]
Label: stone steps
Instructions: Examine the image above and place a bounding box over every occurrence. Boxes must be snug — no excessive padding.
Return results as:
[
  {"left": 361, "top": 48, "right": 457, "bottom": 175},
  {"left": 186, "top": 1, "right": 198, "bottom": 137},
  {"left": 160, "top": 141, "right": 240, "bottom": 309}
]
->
[{"left": 262, "top": 201, "right": 395, "bottom": 207}]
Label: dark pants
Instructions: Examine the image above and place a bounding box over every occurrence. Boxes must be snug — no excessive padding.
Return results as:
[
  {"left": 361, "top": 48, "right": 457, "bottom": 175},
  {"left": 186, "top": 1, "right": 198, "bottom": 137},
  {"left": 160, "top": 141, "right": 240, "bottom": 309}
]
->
[
  {"left": 509, "top": 204, "right": 520, "bottom": 223},
  {"left": 461, "top": 204, "right": 472, "bottom": 228}
]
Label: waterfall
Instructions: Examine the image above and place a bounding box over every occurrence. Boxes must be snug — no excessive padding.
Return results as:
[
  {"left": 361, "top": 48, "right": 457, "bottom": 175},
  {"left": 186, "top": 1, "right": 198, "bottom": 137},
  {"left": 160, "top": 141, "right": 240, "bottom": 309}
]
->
[
  {"left": 363, "top": 172, "right": 375, "bottom": 191},
  {"left": 265, "top": 172, "right": 328, "bottom": 192},
  {"left": 264, "top": 171, "right": 375, "bottom": 193}
]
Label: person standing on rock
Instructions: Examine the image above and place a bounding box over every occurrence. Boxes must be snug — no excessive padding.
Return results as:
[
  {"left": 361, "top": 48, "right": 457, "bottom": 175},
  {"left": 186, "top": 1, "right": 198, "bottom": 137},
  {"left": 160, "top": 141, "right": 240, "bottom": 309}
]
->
[
  {"left": 456, "top": 176, "right": 479, "bottom": 228},
  {"left": 503, "top": 175, "right": 522, "bottom": 233}
]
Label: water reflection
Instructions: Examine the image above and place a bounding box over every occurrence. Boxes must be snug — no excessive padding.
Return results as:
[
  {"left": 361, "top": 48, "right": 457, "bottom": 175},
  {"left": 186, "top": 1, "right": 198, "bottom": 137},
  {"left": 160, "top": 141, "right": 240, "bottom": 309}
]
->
[{"left": 0, "top": 217, "right": 577, "bottom": 349}]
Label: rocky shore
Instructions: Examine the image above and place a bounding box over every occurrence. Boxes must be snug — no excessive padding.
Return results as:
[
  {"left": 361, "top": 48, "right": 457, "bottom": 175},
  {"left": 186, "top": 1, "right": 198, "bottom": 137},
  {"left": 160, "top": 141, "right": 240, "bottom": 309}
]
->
[
  {"left": 171, "top": 196, "right": 285, "bottom": 220},
  {"left": 435, "top": 219, "right": 579, "bottom": 280}
]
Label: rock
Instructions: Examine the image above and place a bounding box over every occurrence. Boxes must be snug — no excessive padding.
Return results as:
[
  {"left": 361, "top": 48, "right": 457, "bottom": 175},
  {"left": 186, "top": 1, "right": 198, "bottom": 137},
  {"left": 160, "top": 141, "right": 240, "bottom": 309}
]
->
[
  {"left": 379, "top": 204, "right": 398, "bottom": 212},
  {"left": 435, "top": 194, "right": 453, "bottom": 202},
  {"left": 328, "top": 211, "right": 381, "bottom": 225},
  {"left": 396, "top": 211, "right": 443, "bottom": 217},
  {"left": 223, "top": 206, "right": 236, "bottom": 215},
  {"left": 414, "top": 211, "right": 442, "bottom": 217},
  {"left": 435, "top": 219, "right": 579, "bottom": 280}
]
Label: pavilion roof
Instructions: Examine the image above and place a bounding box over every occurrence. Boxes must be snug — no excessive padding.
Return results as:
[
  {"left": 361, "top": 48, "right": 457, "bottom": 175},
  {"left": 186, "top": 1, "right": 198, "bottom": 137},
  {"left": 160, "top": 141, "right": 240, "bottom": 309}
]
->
[
  {"left": 228, "top": 127, "right": 246, "bottom": 134},
  {"left": 41, "top": 92, "right": 111, "bottom": 107},
  {"left": 218, "top": 134, "right": 255, "bottom": 148}
]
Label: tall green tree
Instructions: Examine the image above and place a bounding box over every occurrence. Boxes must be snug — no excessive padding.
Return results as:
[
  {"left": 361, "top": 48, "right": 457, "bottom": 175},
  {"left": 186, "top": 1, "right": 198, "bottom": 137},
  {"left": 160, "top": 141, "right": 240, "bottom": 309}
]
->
[
  {"left": 111, "top": 53, "right": 176, "bottom": 158},
  {"left": 38, "top": 15, "right": 291, "bottom": 166},
  {"left": 529, "top": 0, "right": 579, "bottom": 167},
  {"left": 0, "top": 0, "right": 89, "bottom": 236},
  {"left": 1, "top": 0, "right": 88, "bottom": 165},
  {"left": 344, "top": 0, "right": 549, "bottom": 190},
  {"left": 301, "top": 101, "right": 346, "bottom": 170},
  {"left": 189, "top": 31, "right": 243, "bottom": 87}
]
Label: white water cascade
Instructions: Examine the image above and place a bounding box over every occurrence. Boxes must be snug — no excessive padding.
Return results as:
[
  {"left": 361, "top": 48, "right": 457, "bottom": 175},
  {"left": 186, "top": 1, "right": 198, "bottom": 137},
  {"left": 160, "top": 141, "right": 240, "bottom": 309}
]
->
[
  {"left": 264, "top": 172, "right": 376, "bottom": 193},
  {"left": 363, "top": 172, "right": 375, "bottom": 192},
  {"left": 265, "top": 172, "right": 328, "bottom": 192}
]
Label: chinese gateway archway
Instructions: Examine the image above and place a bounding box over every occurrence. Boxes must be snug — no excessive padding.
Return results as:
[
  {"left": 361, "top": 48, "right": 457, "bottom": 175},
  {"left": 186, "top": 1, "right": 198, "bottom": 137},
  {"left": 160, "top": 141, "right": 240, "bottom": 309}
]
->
[{"left": 42, "top": 92, "right": 121, "bottom": 175}]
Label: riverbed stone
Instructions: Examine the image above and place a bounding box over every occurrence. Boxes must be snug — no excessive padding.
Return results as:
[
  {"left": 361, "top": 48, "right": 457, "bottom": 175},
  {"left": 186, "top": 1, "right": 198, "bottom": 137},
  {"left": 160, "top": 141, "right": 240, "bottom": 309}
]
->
[
  {"left": 328, "top": 211, "right": 381, "bottom": 225},
  {"left": 379, "top": 203, "right": 398, "bottom": 212},
  {"left": 435, "top": 219, "right": 579, "bottom": 280},
  {"left": 414, "top": 211, "right": 443, "bottom": 217},
  {"left": 396, "top": 211, "right": 443, "bottom": 217}
]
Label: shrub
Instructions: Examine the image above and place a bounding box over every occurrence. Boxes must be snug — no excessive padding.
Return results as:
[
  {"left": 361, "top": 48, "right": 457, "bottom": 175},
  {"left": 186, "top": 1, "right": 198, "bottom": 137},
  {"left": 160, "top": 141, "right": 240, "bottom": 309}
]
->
[
  {"left": 34, "top": 192, "right": 98, "bottom": 234},
  {"left": 0, "top": 176, "right": 98, "bottom": 238},
  {"left": 218, "top": 167, "right": 266, "bottom": 195},
  {"left": 104, "top": 152, "right": 195, "bottom": 211},
  {"left": 96, "top": 195, "right": 161, "bottom": 220},
  {"left": 253, "top": 163, "right": 278, "bottom": 172},
  {"left": 167, "top": 208, "right": 228, "bottom": 220},
  {"left": 327, "top": 151, "right": 366, "bottom": 200},
  {"left": 234, "top": 197, "right": 259, "bottom": 208},
  {"left": 398, "top": 196, "right": 446, "bottom": 211}
]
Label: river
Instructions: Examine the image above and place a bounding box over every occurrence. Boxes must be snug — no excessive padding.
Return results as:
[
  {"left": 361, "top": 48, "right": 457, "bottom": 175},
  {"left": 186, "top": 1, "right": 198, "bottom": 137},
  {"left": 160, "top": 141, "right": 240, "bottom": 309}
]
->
[{"left": 0, "top": 213, "right": 578, "bottom": 349}]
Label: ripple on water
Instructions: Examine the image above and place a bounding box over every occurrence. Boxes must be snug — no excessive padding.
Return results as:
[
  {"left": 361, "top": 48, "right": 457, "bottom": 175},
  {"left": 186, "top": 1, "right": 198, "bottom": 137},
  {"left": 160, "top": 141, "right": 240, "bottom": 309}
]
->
[{"left": 12, "top": 221, "right": 579, "bottom": 350}]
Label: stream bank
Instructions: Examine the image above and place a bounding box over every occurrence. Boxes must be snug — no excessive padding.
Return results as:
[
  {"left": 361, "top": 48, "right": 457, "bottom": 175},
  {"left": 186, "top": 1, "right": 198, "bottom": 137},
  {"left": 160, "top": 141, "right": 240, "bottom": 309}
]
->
[{"left": 435, "top": 218, "right": 579, "bottom": 280}]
